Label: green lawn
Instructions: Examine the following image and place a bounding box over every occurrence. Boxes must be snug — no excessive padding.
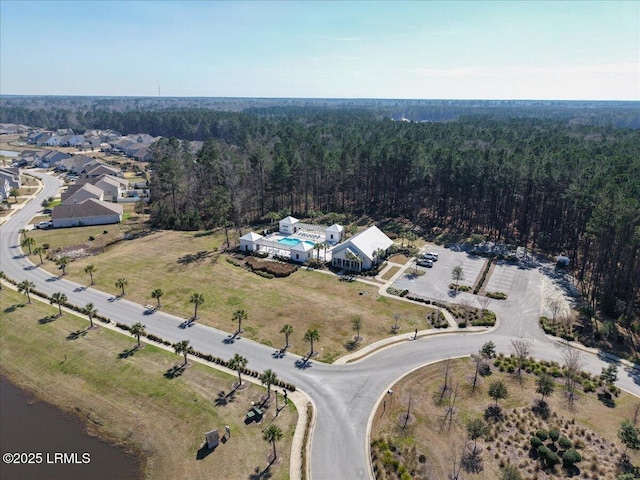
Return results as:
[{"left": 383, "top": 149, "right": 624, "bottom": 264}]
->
[
  {"left": 27, "top": 227, "right": 433, "bottom": 361},
  {"left": 0, "top": 288, "right": 297, "bottom": 480}
]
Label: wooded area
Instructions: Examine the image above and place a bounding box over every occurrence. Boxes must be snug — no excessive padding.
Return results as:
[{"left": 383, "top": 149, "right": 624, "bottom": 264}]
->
[{"left": 2, "top": 100, "right": 639, "bottom": 332}]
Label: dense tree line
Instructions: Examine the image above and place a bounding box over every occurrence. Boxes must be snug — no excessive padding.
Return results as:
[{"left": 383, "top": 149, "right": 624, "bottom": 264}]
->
[
  {"left": 2, "top": 99, "right": 638, "bottom": 324},
  {"left": 145, "top": 113, "right": 640, "bottom": 324}
]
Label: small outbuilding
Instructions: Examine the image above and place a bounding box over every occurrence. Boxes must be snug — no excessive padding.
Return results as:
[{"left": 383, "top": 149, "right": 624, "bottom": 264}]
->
[
  {"left": 325, "top": 223, "right": 344, "bottom": 245},
  {"left": 239, "top": 231, "right": 263, "bottom": 252},
  {"left": 279, "top": 216, "right": 299, "bottom": 234},
  {"left": 290, "top": 241, "right": 314, "bottom": 263}
]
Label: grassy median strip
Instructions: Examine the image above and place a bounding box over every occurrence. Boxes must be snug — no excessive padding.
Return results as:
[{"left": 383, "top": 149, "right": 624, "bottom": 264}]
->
[{"left": 0, "top": 288, "right": 296, "bottom": 480}]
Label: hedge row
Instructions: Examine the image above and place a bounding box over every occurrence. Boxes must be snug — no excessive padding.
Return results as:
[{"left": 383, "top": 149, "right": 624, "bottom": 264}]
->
[
  {"left": 473, "top": 259, "right": 493, "bottom": 294},
  {"left": 246, "top": 256, "right": 298, "bottom": 277}
]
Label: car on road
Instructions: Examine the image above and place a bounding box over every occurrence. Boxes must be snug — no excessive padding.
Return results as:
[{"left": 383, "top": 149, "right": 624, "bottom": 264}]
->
[
  {"left": 416, "top": 259, "right": 433, "bottom": 267},
  {"left": 35, "top": 221, "right": 53, "bottom": 229}
]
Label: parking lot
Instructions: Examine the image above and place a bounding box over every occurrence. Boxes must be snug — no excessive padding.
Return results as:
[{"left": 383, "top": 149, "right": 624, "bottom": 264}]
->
[
  {"left": 392, "top": 247, "right": 487, "bottom": 300},
  {"left": 484, "top": 261, "right": 516, "bottom": 294}
]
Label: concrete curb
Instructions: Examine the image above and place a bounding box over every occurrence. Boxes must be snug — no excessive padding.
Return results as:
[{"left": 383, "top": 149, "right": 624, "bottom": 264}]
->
[{"left": 365, "top": 356, "right": 469, "bottom": 480}]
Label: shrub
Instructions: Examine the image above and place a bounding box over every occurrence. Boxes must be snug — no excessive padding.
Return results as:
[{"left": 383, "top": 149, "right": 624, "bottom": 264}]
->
[
  {"left": 562, "top": 449, "right": 581, "bottom": 467},
  {"left": 246, "top": 257, "right": 297, "bottom": 277},
  {"left": 548, "top": 429, "right": 560, "bottom": 443},
  {"left": 487, "top": 291, "right": 508, "bottom": 300},
  {"left": 88, "top": 236, "right": 95, "bottom": 241},
  {"left": 558, "top": 436, "right": 572, "bottom": 449},
  {"left": 530, "top": 436, "right": 543, "bottom": 449},
  {"left": 535, "top": 430, "right": 549, "bottom": 441}
]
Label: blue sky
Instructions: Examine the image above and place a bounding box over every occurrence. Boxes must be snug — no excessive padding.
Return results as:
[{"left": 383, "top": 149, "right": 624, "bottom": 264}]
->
[{"left": 1, "top": 1, "right": 638, "bottom": 100}]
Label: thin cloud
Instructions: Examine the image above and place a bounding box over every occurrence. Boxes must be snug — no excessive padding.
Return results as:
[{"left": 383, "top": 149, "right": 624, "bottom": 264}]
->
[{"left": 324, "top": 36, "right": 362, "bottom": 42}]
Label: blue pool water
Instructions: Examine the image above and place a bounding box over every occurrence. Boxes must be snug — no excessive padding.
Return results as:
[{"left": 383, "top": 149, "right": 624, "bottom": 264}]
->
[{"left": 278, "top": 237, "right": 316, "bottom": 247}]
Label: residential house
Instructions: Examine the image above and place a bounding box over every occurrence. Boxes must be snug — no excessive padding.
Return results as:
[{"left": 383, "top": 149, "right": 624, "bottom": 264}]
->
[
  {"left": 52, "top": 198, "right": 123, "bottom": 228},
  {"left": 0, "top": 167, "right": 21, "bottom": 189},
  {"left": 85, "top": 164, "right": 121, "bottom": 178},
  {"left": 35, "top": 133, "right": 61, "bottom": 147},
  {"left": 0, "top": 177, "right": 10, "bottom": 201},
  {"left": 330, "top": 226, "right": 393, "bottom": 272},
  {"left": 61, "top": 183, "right": 104, "bottom": 204},
  {"left": 35, "top": 150, "right": 71, "bottom": 168},
  {"left": 0, "top": 124, "right": 19, "bottom": 135},
  {"left": 132, "top": 147, "right": 153, "bottom": 162},
  {"left": 59, "top": 135, "right": 85, "bottom": 147},
  {"left": 93, "top": 175, "right": 129, "bottom": 201}
]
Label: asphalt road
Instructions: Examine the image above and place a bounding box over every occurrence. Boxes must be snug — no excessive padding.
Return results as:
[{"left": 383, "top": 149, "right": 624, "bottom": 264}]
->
[{"left": 2, "top": 171, "right": 639, "bottom": 480}]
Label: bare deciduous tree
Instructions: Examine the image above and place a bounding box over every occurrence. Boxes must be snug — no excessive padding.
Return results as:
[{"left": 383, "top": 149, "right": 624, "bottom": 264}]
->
[
  {"left": 548, "top": 296, "right": 564, "bottom": 323},
  {"left": 562, "top": 346, "right": 584, "bottom": 407},
  {"left": 510, "top": 338, "right": 533, "bottom": 380},
  {"left": 476, "top": 295, "right": 492, "bottom": 311}
]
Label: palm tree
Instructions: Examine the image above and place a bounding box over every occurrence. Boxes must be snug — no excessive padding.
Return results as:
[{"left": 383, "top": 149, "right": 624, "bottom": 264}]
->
[
  {"left": 232, "top": 309, "right": 247, "bottom": 334},
  {"left": 304, "top": 328, "right": 320, "bottom": 356},
  {"left": 10, "top": 188, "right": 19, "bottom": 203},
  {"left": 189, "top": 292, "right": 204, "bottom": 320},
  {"left": 151, "top": 288, "right": 163, "bottom": 308},
  {"left": 21, "top": 236, "right": 35, "bottom": 254},
  {"left": 345, "top": 251, "right": 362, "bottom": 272},
  {"left": 280, "top": 324, "right": 293, "bottom": 349},
  {"left": 19, "top": 228, "right": 28, "bottom": 240},
  {"left": 351, "top": 316, "right": 363, "bottom": 342},
  {"left": 313, "top": 243, "right": 323, "bottom": 260},
  {"left": 228, "top": 353, "right": 248, "bottom": 386},
  {"left": 84, "top": 264, "right": 96, "bottom": 285},
  {"left": 33, "top": 246, "right": 44, "bottom": 265},
  {"left": 17, "top": 279, "right": 34, "bottom": 303},
  {"left": 115, "top": 277, "right": 128, "bottom": 296},
  {"left": 130, "top": 322, "right": 146, "bottom": 348},
  {"left": 260, "top": 369, "right": 278, "bottom": 399},
  {"left": 56, "top": 256, "right": 69, "bottom": 276},
  {"left": 50, "top": 292, "right": 67, "bottom": 316},
  {"left": 173, "top": 340, "right": 190, "bottom": 366},
  {"left": 263, "top": 424, "right": 283, "bottom": 462},
  {"left": 262, "top": 424, "right": 282, "bottom": 462},
  {"left": 83, "top": 302, "right": 97, "bottom": 328}
]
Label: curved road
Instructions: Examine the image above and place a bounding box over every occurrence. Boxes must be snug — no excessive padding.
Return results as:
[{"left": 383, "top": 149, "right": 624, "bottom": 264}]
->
[{"left": 2, "top": 171, "right": 639, "bottom": 480}]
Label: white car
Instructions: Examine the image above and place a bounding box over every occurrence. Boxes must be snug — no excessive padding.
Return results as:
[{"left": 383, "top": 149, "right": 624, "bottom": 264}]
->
[
  {"left": 423, "top": 252, "right": 439, "bottom": 261},
  {"left": 35, "top": 221, "right": 53, "bottom": 229},
  {"left": 417, "top": 259, "right": 433, "bottom": 267}
]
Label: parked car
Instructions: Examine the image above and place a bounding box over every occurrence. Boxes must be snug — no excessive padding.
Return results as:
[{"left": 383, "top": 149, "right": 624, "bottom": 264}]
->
[
  {"left": 42, "top": 208, "right": 52, "bottom": 214},
  {"left": 422, "top": 252, "right": 439, "bottom": 261},
  {"left": 417, "top": 259, "right": 433, "bottom": 267},
  {"left": 35, "top": 221, "right": 53, "bottom": 229}
]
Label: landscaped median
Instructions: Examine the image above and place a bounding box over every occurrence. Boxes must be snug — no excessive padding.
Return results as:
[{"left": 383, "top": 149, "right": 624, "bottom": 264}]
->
[
  {"left": 370, "top": 357, "right": 639, "bottom": 480},
  {"left": 0, "top": 287, "right": 298, "bottom": 480}
]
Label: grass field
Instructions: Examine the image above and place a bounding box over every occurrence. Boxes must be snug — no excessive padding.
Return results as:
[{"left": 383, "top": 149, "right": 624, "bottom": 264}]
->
[
  {"left": 26, "top": 227, "right": 433, "bottom": 362},
  {"left": 371, "top": 358, "right": 639, "bottom": 480},
  {"left": 0, "top": 288, "right": 297, "bottom": 480}
]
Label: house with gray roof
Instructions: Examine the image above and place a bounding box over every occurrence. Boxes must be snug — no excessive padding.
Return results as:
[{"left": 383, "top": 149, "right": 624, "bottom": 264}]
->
[
  {"left": 62, "top": 183, "right": 104, "bottom": 204},
  {"left": 52, "top": 198, "right": 123, "bottom": 228}
]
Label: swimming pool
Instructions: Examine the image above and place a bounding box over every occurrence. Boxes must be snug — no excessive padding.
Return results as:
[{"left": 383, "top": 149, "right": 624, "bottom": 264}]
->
[{"left": 278, "top": 237, "right": 316, "bottom": 247}]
